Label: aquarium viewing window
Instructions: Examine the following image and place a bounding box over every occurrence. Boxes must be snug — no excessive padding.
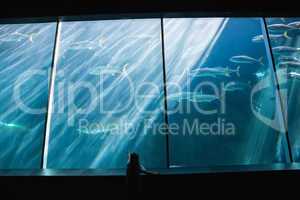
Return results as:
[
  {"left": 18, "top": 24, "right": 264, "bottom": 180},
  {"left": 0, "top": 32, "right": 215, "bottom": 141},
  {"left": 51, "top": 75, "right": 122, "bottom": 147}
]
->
[{"left": 0, "top": 17, "right": 299, "bottom": 173}]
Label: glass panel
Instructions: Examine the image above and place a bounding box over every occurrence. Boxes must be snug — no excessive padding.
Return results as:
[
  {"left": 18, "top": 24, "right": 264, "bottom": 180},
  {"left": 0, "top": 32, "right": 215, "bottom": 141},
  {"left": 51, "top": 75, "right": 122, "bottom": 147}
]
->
[
  {"left": 266, "top": 17, "right": 300, "bottom": 162},
  {"left": 47, "top": 19, "right": 166, "bottom": 169},
  {"left": 0, "top": 23, "right": 56, "bottom": 168},
  {"left": 164, "top": 18, "right": 289, "bottom": 167}
]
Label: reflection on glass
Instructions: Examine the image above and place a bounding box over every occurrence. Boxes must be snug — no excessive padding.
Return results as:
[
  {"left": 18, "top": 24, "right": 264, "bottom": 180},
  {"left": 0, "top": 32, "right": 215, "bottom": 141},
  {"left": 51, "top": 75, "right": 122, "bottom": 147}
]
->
[
  {"left": 164, "top": 18, "right": 289, "bottom": 167},
  {"left": 0, "top": 23, "right": 56, "bottom": 168},
  {"left": 47, "top": 19, "right": 166, "bottom": 169},
  {"left": 266, "top": 17, "right": 300, "bottom": 162}
]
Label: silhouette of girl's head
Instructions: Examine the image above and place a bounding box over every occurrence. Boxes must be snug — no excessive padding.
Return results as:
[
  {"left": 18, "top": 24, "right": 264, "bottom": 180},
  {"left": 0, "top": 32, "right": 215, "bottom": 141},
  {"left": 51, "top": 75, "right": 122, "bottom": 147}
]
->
[{"left": 128, "top": 152, "right": 140, "bottom": 166}]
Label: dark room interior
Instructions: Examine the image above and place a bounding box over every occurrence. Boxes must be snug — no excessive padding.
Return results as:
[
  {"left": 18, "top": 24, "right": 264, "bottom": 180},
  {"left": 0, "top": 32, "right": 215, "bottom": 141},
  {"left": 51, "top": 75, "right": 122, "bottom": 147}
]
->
[{"left": 0, "top": 0, "right": 299, "bottom": 198}]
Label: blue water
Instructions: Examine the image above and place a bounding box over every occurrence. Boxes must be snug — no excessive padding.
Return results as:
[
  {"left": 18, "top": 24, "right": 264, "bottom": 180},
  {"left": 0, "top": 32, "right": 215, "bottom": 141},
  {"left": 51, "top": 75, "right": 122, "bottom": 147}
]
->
[
  {"left": 0, "top": 17, "right": 299, "bottom": 170},
  {"left": 47, "top": 19, "right": 166, "bottom": 169},
  {"left": 165, "top": 18, "right": 288, "bottom": 166},
  {"left": 266, "top": 17, "right": 300, "bottom": 162},
  {"left": 0, "top": 23, "right": 56, "bottom": 168}
]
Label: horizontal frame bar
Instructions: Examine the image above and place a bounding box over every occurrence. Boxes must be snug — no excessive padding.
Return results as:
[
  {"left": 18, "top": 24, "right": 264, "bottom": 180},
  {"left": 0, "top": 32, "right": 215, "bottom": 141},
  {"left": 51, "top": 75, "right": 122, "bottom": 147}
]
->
[
  {"left": 1, "top": 163, "right": 300, "bottom": 176},
  {"left": 0, "top": 17, "right": 58, "bottom": 24},
  {"left": 0, "top": 13, "right": 300, "bottom": 24}
]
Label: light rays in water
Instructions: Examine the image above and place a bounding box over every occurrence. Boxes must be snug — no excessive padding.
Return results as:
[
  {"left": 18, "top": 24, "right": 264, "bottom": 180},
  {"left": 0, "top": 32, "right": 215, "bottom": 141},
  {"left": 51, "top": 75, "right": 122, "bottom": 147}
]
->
[
  {"left": 1, "top": 18, "right": 296, "bottom": 169},
  {"left": 47, "top": 19, "right": 166, "bottom": 168},
  {"left": 0, "top": 23, "right": 56, "bottom": 168},
  {"left": 164, "top": 18, "right": 227, "bottom": 93}
]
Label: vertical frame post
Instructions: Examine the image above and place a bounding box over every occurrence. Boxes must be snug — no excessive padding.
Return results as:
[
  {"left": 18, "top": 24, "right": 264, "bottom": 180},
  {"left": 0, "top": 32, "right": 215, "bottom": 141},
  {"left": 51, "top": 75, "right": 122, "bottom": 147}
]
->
[
  {"left": 260, "top": 17, "right": 293, "bottom": 162},
  {"left": 41, "top": 18, "right": 62, "bottom": 169},
  {"left": 160, "top": 18, "right": 170, "bottom": 168}
]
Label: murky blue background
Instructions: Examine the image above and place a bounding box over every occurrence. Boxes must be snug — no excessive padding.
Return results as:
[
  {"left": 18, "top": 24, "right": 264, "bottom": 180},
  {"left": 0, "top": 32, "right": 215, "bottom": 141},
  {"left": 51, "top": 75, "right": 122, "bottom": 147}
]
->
[
  {"left": 0, "top": 23, "right": 56, "bottom": 168},
  {"left": 165, "top": 18, "right": 288, "bottom": 167},
  {"left": 47, "top": 19, "right": 167, "bottom": 169},
  {"left": 266, "top": 18, "right": 300, "bottom": 162},
  {"left": 0, "top": 17, "right": 298, "bottom": 170}
]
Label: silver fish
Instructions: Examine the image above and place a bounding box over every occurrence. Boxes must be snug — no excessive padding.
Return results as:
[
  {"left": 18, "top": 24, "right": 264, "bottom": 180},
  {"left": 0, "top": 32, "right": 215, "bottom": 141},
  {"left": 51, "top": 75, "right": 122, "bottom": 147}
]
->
[
  {"left": 255, "top": 70, "right": 267, "bottom": 79},
  {"left": 252, "top": 35, "right": 264, "bottom": 43},
  {"left": 0, "top": 31, "right": 37, "bottom": 43},
  {"left": 287, "top": 21, "right": 300, "bottom": 29},
  {"left": 252, "top": 32, "right": 291, "bottom": 43},
  {"left": 224, "top": 81, "right": 250, "bottom": 92},
  {"left": 278, "top": 61, "right": 300, "bottom": 68},
  {"left": 279, "top": 71, "right": 300, "bottom": 80},
  {"left": 288, "top": 71, "right": 300, "bottom": 79},
  {"left": 272, "top": 46, "right": 300, "bottom": 54},
  {"left": 190, "top": 66, "right": 240, "bottom": 77},
  {"left": 191, "top": 72, "right": 217, "bottom": 78},
  {"left": 230, "top": 55, "right": 264, "bottom": 66},
  {"left": 267, "top": 24, "right": 296, "bottom": 31},
  {"left": 168, "top": 91, "right": 220, "bottom": 104},
  {"left": 0, "top": 121, "right": 26, "bottom": 131},
  {"left": 278, "top": 56, "right": 300, "bottom": 62},
  {"left": 68, "top": 37, "right": 106, "bottom": 51}
]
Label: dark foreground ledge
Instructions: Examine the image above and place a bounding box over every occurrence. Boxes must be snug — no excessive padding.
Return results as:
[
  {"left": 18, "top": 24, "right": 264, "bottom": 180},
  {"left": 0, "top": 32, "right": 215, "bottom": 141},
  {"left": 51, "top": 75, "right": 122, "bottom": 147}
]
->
[
  {"left": 1, "top": 164, "right": 299, "bottom": 198},
  {"left": 1, "top": 163, "right": 300, "bottom": 176}
]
